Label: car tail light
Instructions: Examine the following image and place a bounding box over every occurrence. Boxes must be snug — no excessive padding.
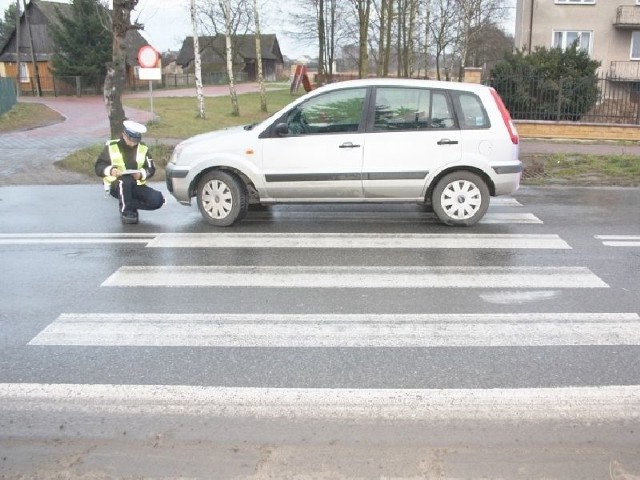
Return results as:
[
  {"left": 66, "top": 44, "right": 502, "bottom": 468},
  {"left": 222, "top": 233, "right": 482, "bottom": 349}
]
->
[{"left": 490, "top": 88, "right": 519, "bottom": 145}]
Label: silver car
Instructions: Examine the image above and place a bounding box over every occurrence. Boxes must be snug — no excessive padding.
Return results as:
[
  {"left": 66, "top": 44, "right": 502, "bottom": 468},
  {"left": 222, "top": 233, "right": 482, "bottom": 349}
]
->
[{"left": 166, "top": 78, "right": 522, "bottom": 227}]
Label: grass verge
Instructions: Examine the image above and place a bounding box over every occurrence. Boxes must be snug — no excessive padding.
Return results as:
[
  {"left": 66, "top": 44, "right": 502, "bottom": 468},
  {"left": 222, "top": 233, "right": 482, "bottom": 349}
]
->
[
  {"left": 0, "top": 103, "right": 64, "bottom": 132},
  {"left": 521, "top": 153, "right": 640, "bottom": 186}
]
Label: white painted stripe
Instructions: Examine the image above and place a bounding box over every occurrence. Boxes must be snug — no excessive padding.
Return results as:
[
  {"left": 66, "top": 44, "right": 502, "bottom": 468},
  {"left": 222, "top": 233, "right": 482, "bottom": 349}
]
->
[
  {"left": 0, "top": 239, "right": 151, "bottom": 244},
  {"left": 147, "top": 233, "right": 570, "bottom": 250},
  {"left": 245, "top": 212, "right": 541, "bottom": 224},
  {"left": 102, "top": 266, "right": 609, "bottom": 289},
  {"left": 0, "top": 233, "right": 154, "bottom": 245},
  {"left": 602, "top": 242, "right": 640, "bottom": 247},
  {"left": 0, "top": 233, "right": 155, "bottom": 238},
  {"left": 490, "top": 197, "right": 522, "bottom": 206},
  {"left": 479, "top": 213, "right": 542, "bottom": 224},
  {"left": 595, "top": 235, "right": 640, "bottom": 247},
  {"left": 595, "top": 235, "right": 640, "bottom": 240},
  {"left": 29, "top": 312, "right": 640, "bottom": 347},
  {"left": 0, "top": 384, "right": 638, "bottom": 421}
]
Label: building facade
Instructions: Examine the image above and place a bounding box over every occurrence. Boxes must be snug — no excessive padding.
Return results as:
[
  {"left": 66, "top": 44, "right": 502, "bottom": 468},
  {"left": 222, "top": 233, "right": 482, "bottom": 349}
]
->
[
  {"left": 0, "top": 0, "right": 149, "bottom": 95},
  {"left": 515, "top": 0, "right": 640, "bottom": 79}
]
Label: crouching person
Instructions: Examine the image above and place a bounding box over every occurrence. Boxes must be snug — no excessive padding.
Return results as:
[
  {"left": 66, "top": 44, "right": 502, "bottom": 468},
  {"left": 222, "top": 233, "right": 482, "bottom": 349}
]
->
[{"left": 95, "top": 120, "right": 164, "bottom": 224}]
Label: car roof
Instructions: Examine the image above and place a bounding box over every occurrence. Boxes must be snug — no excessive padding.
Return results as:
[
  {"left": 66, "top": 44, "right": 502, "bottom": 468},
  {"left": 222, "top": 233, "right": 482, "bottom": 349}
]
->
[{"left": 313, "top": 78, "right": 490, "bottom": 94}]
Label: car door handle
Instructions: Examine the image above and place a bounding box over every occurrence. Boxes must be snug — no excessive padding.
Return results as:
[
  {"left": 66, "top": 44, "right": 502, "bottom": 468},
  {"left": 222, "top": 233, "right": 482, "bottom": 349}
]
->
[
  {"left": 437, "top": 138, "right": 459, "bottom": 145},
  {"left": 339, "top": 142, "right": 361, "bottom": 149}
]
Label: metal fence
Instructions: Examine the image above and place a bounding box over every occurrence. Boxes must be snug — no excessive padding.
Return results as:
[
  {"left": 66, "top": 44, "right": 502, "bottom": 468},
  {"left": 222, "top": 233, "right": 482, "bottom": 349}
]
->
[
  {"left": 0, "top": 77, "right": 17, "bottom": 116},
  {"left": 12, "top": 71, "right": 250, "bottom": 96},
  {"left": 489, "top": 73, "right": 640, "bottom": 125},
  {"left": 162, "top": 71, "right": 249, "bottom": 88}
]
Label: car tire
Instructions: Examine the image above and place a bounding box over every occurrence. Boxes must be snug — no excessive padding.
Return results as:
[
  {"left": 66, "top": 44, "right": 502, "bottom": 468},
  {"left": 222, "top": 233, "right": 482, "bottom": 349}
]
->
[
  {"left": 196, "top": 170, "right": 248, "bottom": 227},
  {"left": 431, "top": 171, "right": 489, "bottom": 226}
]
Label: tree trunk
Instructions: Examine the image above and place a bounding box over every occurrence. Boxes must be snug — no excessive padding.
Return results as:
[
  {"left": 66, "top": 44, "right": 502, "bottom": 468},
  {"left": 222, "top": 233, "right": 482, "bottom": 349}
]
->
[
  {"left": 317, "top": 0, "right": 325, "bottom": 84},
  {"left": 355, "top": 0, "right": 371, "bottom": 79},
  {"left": 190, "top": 0, "right": 206, "bottom": 118},
  {"left": 253, "top": 0, "right": 267, "bottom": 112},
  {"left": 377, "top": 0, "right": 386, "bottom": 77},
  {"left": 223, "top": 0, "right": 239, "bottom": 116},
  {"left": 106, "top": 0, "right": 138, "bottom": 139},
  {"left": 383, "top": 0, "right": 393, "bottom": 76}
]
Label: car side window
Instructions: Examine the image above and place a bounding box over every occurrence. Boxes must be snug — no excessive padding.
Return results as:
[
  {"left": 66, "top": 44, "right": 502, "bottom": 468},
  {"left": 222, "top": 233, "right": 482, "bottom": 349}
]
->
[
  {"left": 373, "top": 87, "right": 455, "bottom": 131},
  {"left": 286, "top": 88, "right": 367, "bottom": 135},
  {"left": 453, "top": 92, "right": 491, "bottom": 129}
]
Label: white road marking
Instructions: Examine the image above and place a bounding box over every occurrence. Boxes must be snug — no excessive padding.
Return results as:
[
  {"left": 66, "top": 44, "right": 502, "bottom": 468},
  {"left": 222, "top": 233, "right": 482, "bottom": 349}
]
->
[
  {"left": 480, "top": 290, "right": 561, "bottom": 304},
  {"left": 0, "top": 233, "right": 153, "bottom": 244},
  {"left": 245, "top": 212, "right": 542, "bottom": 224},
  {"left": 595, "top": 235, "right": 640, "bottom": 247},
  {"left": 0, "top": 383, "right": 637, "bottom": 421},
  {"left": 147, "top": 233, "right": 570, "bottom": 249},
  {"left": 479, "top": 213, "right": 542, "bottom": 224},
  {"left": 28, "top": 313, "right": 640, "bottom": 347},
  {"left": 101, "top": 266, "right": 609, "bottom": 289},
  {"left": 490, "top": 197, "right": 522, "bottom": 206}
]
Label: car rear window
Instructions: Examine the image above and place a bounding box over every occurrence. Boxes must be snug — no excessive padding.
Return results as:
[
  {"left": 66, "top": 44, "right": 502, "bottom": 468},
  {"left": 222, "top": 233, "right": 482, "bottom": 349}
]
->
[{"left": 452, "top": 91, "right": 491, "bottom": 129}]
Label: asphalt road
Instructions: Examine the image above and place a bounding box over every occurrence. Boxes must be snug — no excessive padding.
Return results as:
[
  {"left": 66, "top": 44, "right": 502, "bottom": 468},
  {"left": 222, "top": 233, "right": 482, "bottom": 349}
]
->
[{"left": 0, "top": 183, "right": 639, "bottom": 478}]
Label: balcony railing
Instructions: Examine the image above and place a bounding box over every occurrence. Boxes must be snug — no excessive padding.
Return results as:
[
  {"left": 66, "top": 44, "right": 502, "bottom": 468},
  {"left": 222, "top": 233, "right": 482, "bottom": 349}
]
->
[
  {"left": 614, "top": 6, "right": 640, "bottom": 28},
  {"left": 609, "top": 61, "right": 640, "bottom": 81}
]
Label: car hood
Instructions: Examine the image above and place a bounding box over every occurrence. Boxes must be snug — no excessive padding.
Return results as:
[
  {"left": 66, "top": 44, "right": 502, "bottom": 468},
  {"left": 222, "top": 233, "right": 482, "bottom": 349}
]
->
[
  {"left": 173, "top": 125, "right": 259, "bottom": 163},
  {"left": 179, "top": 125, "right": 251, "bottom": 147}
]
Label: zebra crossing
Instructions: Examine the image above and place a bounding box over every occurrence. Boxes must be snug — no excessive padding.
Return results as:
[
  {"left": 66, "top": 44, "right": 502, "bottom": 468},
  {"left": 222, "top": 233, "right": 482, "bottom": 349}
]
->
[{"left": 2, "top": 198, "right": 640, "bottom": 423}]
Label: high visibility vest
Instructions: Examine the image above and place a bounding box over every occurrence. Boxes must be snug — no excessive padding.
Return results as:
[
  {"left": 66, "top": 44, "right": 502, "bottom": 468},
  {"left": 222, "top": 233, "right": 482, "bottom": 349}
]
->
[{"left": 103, "top": 140, "right": 149, "bottom": 187}]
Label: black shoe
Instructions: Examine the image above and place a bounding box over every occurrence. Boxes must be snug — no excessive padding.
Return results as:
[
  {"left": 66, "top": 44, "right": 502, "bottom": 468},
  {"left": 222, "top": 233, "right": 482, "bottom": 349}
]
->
[{"left": 121, "top": 211, "right": 139, "bottom": 224}]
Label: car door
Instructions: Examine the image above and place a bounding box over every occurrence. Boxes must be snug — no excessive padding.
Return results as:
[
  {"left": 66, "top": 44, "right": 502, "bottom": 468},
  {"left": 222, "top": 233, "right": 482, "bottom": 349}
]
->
[
  {"left": 260, "top": 87, "right": 367, "bottom": 200},
  {"left": 362, "top": 86, "right": 462, "bottom": 200}
]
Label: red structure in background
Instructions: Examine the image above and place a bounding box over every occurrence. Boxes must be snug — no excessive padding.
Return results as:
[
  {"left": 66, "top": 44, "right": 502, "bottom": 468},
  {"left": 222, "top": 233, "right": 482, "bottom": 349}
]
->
[{"left": 290, "top": 65, "right": 313, "bottom": 94}]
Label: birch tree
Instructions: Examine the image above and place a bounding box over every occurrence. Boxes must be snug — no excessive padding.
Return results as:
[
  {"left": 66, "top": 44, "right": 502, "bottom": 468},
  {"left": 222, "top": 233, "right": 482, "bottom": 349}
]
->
[
  {"left": 252, "top": 0, "right": 266, "bottom": 111},
  {"left": 190, "top": 0, "right": 206, "bottom": 118},
  {"left": 222, "top": 0, "right": 239, "bottom": 116}
]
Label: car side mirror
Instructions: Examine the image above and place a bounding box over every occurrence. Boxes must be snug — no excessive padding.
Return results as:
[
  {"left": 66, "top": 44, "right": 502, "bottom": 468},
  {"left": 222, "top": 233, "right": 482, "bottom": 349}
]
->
[{"left": 274, "top": 122, "right": 289, "bottom": 136}]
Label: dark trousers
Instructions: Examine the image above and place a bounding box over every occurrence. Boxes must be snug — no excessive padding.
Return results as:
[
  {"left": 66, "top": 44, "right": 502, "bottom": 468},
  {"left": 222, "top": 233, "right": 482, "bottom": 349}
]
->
[{"left": 110, "top": 175, "right": 164, "bottom": 214}]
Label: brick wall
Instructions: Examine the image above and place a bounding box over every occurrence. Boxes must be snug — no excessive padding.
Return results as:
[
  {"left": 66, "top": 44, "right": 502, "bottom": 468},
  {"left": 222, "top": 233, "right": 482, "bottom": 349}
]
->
[{"left": 515, "top": 121, "right": 640, "bottom": 142}]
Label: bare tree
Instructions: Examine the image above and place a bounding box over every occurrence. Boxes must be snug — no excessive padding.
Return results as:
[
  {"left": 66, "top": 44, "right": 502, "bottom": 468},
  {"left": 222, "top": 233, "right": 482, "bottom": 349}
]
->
[
  {"left": 252, "top": 0, "right": 267, "bottom": 111},
  {"left": 456, "top": 0, "right": 508, "bottom": 80},
  {"left": 105, "top": 0, "right": 142, "bottom": 138},
  {"left": 350, "top": 0, "right": 372, "bottom": 78},
  {"left": 429, "top": 0, "right": 458, "bottom": 80},
  {"left": 286, "top": 1, "right": 345, "bottom": 78},
  {"left": 191, "top": 0, "right": 206, "bottom": 118},
  {"left": 222, "top": 0, "right": 240, "bottom": 116}
]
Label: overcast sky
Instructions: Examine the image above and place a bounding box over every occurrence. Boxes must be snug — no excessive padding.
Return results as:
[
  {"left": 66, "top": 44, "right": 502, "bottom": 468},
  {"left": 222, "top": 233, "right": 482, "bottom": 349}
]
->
[{"left": 1, "top": 0, "right": 516, "bottom": 58}]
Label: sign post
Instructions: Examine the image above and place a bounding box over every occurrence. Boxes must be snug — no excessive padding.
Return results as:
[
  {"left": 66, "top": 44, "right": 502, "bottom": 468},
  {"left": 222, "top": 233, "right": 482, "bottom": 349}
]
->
[{"left": 137, "top": 46, "right": 161, "bottom": 120}]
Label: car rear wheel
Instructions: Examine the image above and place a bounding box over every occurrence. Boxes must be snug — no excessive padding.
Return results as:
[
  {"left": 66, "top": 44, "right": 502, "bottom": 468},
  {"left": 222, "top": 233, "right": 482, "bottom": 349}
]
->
[
  {"left": 196, "top": 170, "right": 248, "bottom": 227},
  {"left": 431, "top": 171, "right": 489, "bottom": 226}
]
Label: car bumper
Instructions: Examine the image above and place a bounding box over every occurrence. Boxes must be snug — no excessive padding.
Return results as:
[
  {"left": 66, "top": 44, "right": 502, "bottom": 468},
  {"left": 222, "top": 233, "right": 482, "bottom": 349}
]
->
[
  {"left": 492, "top": 162, "right": 522, "bottom": 195},
  {"left": 165, "top": 163, "right": 192, "bottom": 205}
]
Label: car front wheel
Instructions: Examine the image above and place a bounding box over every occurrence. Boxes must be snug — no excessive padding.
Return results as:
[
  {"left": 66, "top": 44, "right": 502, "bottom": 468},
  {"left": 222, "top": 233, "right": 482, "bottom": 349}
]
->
[
  {"left": 196, "top": 170, "right": 248, "bottom": 227},
  {"left": 431, "top": 171, "right": 489, "bottom": 226}
]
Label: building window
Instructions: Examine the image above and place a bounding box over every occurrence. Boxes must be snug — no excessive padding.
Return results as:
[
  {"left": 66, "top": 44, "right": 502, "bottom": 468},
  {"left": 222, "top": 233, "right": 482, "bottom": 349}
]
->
[
  {"left": 553, "top": 31, "right": 592, "bottom": 53},
  {"left": 631, "top": 31, "right": 640, "bottom": 60},
  {"left": 555, "top": 0, "right": 595, "bottom": 4},
  {"left": 19, "top": 63, "right": 29, "bottom": 83}
]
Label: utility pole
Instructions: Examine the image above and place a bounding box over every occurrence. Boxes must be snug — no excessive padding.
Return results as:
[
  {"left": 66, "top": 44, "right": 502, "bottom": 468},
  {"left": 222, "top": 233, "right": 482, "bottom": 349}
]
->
[
  {"left": 15, "top": 0, "right": 20, "bottom": 97},
  {"left": 23, "top": 0, "right": 41, "bottom": 96}
]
